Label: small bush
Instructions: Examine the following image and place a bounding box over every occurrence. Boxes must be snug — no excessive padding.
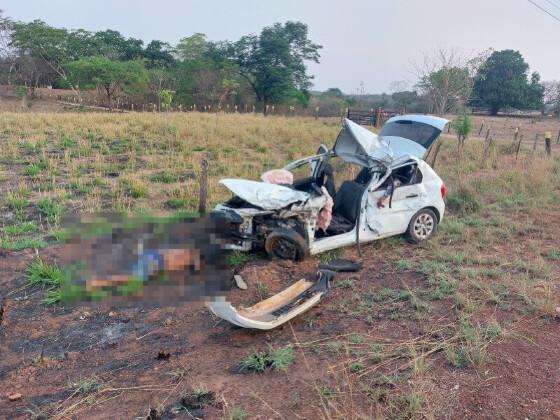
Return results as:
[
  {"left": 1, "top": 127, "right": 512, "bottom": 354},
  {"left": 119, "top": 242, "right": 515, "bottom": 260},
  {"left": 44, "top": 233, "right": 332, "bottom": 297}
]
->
[
  {"left": 446, "top": 186, "right": 481, "bottom": 214},
  {"left": 149, "top": 171, "right": 178, "bottom": 183},
  {"left": 69, "top": 375, "right": 102, "bottom": 395},
  {"left": 239, "top": 345, "right": 294, "bottom": 373},
  {"left": 37, "top": 198, "right": 64, "bottom": 224},
  {"left": 226, "top": 251, "right": 251, "bottom": 267}
]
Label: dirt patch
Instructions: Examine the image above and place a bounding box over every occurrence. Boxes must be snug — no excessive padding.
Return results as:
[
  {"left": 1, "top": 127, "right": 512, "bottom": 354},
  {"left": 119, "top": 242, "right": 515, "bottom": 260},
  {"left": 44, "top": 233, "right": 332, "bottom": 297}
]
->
[{"left": 0, "top": 219, "right": 558, "bottom": 419}]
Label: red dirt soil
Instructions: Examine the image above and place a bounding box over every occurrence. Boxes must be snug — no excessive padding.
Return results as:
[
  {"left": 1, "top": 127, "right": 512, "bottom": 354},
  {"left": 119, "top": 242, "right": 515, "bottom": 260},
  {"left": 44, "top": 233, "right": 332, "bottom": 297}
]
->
[{"left": 1, "top": 215, "right": 559, "bottom": 419}]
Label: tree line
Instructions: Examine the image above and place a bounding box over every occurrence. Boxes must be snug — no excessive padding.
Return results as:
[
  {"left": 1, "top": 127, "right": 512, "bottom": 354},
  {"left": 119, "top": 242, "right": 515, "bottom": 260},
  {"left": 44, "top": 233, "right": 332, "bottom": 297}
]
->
[
  {"left": 0, "top": 10, "right": 557, "bottom": 116},
  {"left": 0, "top": 12, "right": 321, "bottom": 111}
]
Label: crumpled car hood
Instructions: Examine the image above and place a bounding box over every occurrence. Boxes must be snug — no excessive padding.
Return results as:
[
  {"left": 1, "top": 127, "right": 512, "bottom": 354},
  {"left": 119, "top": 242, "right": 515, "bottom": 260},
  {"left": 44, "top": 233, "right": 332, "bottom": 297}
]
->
[{"left": 219, "top": 179, "right": 309, "bottom": 210}]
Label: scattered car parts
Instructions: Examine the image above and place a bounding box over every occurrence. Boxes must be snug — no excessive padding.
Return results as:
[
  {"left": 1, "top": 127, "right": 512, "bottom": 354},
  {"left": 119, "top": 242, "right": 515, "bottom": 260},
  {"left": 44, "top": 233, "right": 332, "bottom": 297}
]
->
[{"left": 208, "top": 270, "right": 335, "bottom": 330}]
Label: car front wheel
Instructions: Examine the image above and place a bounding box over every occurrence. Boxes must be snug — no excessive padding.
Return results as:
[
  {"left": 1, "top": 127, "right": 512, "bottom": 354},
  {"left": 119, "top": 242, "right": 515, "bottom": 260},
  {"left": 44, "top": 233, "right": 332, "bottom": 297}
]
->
[
  {"left": 265, "top": 228, "right": 308, "bottom": 261},
  {"left": 407, "top": 208, "right": 438, "bottom": 243}
]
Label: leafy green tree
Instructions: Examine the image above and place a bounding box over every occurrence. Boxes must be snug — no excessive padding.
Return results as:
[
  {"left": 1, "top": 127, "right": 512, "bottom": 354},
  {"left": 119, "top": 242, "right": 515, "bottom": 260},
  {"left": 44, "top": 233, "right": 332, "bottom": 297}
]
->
[
  {"left": 472, "top": 50, "right": 544, "bottom": 115},
  {"left": 175, "top": 33, "right": 208, "bottom": 61},
  {"left": 66, "top": 56, "right": 147, "bottom": 110},
  {"left": 10, "top": 20, "right": 93, "bottom": 93},
  {"left": 235, "top": 21, "right": 322, "bottom": 109},
  {"left": 143, "top": 40, "right": 175, "bottom": 69},
  {"left": 91, "top": 30, "right": 144, "bottom": 61},
  {"left": 322, "top": 87, "right": 344, "bottom": 97},
  {"left": 158, "top": 89, "right": 174, "bottom": 111},
  {"left": 451, "top": 113, "right": 472, "bottom": 153},
  {"left": 414, "top": 49, "right": 476, "bottom": 115},
  {"left": 392, "top": 91, "right": 419, "bottom": 110}
]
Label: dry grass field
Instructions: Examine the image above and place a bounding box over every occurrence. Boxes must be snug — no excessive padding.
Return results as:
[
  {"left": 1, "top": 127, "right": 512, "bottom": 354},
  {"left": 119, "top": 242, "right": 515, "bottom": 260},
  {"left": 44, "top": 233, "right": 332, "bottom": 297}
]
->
[{"left": 1, "top": 112, "right": 559, "bottom": 419}]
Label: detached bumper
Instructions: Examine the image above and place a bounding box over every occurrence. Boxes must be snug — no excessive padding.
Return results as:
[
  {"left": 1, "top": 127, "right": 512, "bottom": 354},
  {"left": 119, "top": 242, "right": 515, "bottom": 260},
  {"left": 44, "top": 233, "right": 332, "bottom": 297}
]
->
[{"left": 208, "top": 270, "right": 334, "bottom": 329}]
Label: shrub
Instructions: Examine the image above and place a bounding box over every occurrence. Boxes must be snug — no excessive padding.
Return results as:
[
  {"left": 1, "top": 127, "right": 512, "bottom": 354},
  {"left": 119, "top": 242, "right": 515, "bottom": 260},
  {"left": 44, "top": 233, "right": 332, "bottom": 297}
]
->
[
  {"left": 37, "top": 198, "right": 64, "bottom": 224},
  {"left": 239, "top": 345, "right": 294, "bottom": 373},
  {"left": 446, "top": 186, "right": 481, "bottom": 214}
]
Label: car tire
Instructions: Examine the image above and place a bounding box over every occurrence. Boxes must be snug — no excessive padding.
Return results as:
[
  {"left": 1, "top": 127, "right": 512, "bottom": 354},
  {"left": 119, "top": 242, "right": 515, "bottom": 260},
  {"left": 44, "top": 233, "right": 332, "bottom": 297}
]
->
[
  {"left": 406, "top": 208, "right": 438, "bottom": 243},
  {"left": 265, "top": 228, "right": 308, "bottom": 261}
]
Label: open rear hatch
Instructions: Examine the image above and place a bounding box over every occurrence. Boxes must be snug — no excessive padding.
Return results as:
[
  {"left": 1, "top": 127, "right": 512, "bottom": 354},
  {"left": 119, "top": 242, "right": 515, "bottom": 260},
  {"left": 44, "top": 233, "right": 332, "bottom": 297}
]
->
[
  {"left": 208, "top": 270, "right": 335, "bottom": 329},
  {"left": 379, "top": 115, "right": 449, "bottom": 159}
]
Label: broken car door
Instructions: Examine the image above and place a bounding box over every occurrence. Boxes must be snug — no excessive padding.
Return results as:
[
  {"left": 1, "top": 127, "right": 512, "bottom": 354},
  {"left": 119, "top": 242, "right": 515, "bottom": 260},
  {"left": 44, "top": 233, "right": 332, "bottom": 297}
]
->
[{"left": 365, "top": 164, "right": 425, "bottom": 237}]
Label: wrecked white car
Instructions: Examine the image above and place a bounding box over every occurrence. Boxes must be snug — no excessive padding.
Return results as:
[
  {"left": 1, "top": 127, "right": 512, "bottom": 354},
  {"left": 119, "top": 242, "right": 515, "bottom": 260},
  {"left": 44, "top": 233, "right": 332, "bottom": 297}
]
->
[{"left": 212, "top": 115, "right": 449, "bottom": 260}]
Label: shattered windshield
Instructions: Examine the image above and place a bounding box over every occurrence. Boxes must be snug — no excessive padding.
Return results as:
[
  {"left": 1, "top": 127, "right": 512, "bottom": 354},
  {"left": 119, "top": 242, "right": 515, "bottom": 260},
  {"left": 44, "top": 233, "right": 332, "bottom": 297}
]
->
[{"left": 379, "top": 121, "right": 441, "bottom": 148}]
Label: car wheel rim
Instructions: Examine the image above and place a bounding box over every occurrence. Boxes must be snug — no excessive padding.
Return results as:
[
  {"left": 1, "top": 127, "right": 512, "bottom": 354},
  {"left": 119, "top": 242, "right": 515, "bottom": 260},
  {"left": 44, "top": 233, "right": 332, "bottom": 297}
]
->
[
  {"left": 413, "top": 213, "right": 434, "bottom": 239},
  {"left": 274, "top": 238, "right": 298, "bottom": 260}
]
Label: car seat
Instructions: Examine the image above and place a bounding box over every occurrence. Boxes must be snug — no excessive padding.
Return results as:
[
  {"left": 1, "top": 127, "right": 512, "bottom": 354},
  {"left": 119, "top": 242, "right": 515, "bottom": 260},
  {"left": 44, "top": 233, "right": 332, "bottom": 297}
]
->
[{"left": 326, "top": 181, "right": 366, "bottom": 235}]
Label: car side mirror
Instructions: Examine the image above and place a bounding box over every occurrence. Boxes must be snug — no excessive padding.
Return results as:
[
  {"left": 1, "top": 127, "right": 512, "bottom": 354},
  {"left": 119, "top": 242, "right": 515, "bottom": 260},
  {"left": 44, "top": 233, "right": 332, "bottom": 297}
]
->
[{"left": 316, "top": 144, "right": 328, "bottom": 155}]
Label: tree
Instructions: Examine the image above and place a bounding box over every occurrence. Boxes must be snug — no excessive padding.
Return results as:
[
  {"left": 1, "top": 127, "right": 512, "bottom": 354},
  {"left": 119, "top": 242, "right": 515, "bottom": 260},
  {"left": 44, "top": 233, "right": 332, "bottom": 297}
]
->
[
  {"left": 451, "top": 113, "right": 473, "bottom": 154},
  {"left": 543, "top": 81, "right": 560, "bottom": 116},
  {"left": 235, "top": 21, "right": 322, "bottom": 109},
  {"left": 392, "top": 91, "right": 418, "bottom": 110},
  {"left": 0, "top": 10, "right": 18, "bottom": 85},
  {"left": 472, "top": 50, "right": 544, "bottom": 115},
  {"left": 92, "top": 30, "right": 144, "bottom": 61},
  {"left": 414, "top": 49, "right": 476, "bottom": 115},
  {"left": 10, "top": 20, "right": 93, "bottom": 93},
  {"left": 66, "top": 56, "right": 147, "bottom": 110},
  {"left": 175, "top": 33, "right": 208, "bottom": 61},
  {"left": 143, "top": 40, "right": 175, "bottom": 69},
  {"left": 158, "top": 89, "right": 174, "bottom": 111}
]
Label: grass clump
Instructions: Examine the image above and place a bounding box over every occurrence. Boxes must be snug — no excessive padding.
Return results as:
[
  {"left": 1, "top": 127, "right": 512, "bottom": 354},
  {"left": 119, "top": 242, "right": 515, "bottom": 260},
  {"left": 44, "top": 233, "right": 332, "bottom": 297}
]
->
[
  {"left": 445, "top": 318, "right": 488, "bottom": 370},
  {"left": 25, "top": 258, "right": 64, "bottom": 304},
  {"left": 228, "top": 407, "right": 247, "bottom": 420},
  {"left": 226, "top": 251, "right": 251, "bottom": 267},
  {"left": 239, "top": 345, "right": 294, "bottom": 373},
  {"left": 37, "top": 198, "right": 64, "bottom": 224},
  {"left": 149, "top": 171, "right": 178, "bottom": 183},
  {"left": 69, "top": 375, "right": 102, "bottom": 395},
  {"left": 446, "top": 185, "right": 481, "bottom": 214}
]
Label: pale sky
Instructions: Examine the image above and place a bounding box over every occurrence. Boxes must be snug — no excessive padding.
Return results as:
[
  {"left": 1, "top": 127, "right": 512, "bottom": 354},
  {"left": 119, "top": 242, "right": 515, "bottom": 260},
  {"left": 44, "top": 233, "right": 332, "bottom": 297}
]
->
[{"left": 2, "top": 0, "right": 559, "bottom": 93}]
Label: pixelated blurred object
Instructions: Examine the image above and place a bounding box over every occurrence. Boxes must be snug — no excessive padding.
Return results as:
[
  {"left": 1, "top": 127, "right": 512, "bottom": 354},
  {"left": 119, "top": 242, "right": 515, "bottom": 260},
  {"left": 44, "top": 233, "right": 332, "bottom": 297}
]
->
[
  {"left": 208, "top": 270, "right": 335, "bottom": 329},
  {"left": 260, "top": 169, "right": 294, "bottom": 185},
  {"left": 60, "top": 214, "right": 231, "bottom": 305}
]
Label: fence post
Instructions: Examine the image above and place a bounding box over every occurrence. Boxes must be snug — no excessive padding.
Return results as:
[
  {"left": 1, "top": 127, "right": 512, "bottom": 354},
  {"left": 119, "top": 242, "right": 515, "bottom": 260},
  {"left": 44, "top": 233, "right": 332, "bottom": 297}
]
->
[
  {"left": 545, "top": 132, "right": 552, "bottom": 156},
  {"left": 532, "top": 133, "right": 538, "bottom": 151},
  {"left": 557, "top": 130, "right": 560, "bottom": 144},
  {"left": 198, "top": 157, "right": 208, "bottom": 215},
  {"left": 375, "top": 107, "right": 382, "bottom": 128},
  {"left": 513, "top": 127, "right": 519, "bottom": 142},
  {"left": 484, "top": 129, "right": 490, "bottom": 143},
  {"left": 515, "top": 134, "right": 524, "bottom": 161},
  {"left": 478, "top": 121, "right": 484, "bottom": 136}
]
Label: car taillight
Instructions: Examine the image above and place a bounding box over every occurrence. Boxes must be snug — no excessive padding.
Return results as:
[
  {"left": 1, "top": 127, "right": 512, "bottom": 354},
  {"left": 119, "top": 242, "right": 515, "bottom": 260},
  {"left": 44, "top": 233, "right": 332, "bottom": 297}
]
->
[{"left": 440, "top": 183, "right": 446, "bottom": 198}]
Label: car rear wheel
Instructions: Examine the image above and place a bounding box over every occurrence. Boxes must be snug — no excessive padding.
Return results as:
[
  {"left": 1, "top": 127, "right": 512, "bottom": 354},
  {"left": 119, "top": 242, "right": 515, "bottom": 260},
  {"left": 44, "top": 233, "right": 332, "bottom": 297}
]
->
[
  {"left": 265, "top": 229, "right": 308, "bottom": 261},
  {"left": 407, "top": 208, "right": 438, "bottom": 243}
]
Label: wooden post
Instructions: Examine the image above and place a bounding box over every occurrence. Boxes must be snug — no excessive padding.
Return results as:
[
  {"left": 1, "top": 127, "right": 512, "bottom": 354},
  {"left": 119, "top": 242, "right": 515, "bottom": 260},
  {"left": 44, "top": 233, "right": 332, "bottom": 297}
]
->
[
  {"left": 514, "top": 127, "right": 519, "bottom": 142},
  {"left": 532, "top": 133, "right": 538, "bottom": 151},
  {"left": 545, "top": 132, "right": 552, "bottom": 156},
  {"left": 557, "top": 130, "right": 560, "bottom": 144},
  {"left": 429, "top": 141, "right": 442, "bottom": 169},
  {"left": 484, "top": 129, "right": 490, "bottom": 143},
  {"left": 375, "top": 107, "right": 382, "bottom": 128},
  {"left": 198, "top": 158, "right": 208, "bottom": 215},
  {"left": 515, "top": 134, "right": 523, "bottom": 161},
  {"left": 478, "top": 121, "right": 484, "bottom": 136}
]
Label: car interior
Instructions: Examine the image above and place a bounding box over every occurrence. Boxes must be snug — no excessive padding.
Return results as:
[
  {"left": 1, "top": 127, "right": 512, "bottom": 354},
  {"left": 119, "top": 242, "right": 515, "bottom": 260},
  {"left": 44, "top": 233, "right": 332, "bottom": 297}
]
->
[{"left": 315, "top": 160, "right": 423, "bottom": 238}]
